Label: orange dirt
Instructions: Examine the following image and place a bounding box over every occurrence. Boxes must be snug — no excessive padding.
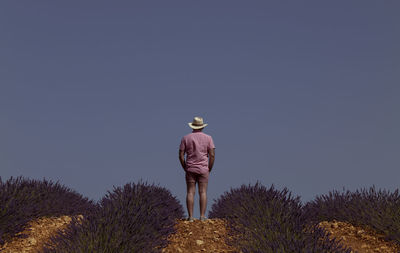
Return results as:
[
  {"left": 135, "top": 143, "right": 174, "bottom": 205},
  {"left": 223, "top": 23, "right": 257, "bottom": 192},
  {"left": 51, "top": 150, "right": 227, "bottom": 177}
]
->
[
  {"left": 1, "top": 216, "right": 400, "bottom": 253},
  {"left": 158, "top": 218, "right": 242, "bottom": 253},
  {"left": 0, "top": 215, "right": 83, "bottom": 253},
  {"left": 317, "top": 220, "right": 400, "bottom": 253}
]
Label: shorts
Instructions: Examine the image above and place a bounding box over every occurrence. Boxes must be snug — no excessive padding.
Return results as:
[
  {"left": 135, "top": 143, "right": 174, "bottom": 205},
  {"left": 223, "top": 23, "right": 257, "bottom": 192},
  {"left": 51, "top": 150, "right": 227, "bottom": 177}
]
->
[{"left": 185, "top": 170, "right": 209, "bottom": 183}]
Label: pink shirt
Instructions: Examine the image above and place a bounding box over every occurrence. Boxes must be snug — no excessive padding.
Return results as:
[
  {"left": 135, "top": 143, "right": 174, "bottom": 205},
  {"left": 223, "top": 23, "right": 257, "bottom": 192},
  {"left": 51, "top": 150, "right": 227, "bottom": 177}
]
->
[{"left": 180, "top": 131, "right": 215, "bottom": 174}]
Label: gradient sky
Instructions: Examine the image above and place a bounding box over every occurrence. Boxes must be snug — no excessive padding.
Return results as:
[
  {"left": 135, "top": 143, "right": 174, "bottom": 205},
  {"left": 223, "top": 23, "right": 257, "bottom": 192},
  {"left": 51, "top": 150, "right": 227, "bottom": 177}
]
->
[{"left": 1, "top": 1, "right": 399, "bottom": 218}]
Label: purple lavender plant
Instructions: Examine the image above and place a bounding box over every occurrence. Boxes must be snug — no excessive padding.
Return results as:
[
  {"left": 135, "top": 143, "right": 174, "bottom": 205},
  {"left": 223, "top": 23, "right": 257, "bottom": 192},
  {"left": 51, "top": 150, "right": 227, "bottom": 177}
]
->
[
  {"left": 42, "top": 180, "right": 184, "bottom": 253},
  {"left": 209, "top": 181, "right": 352, "bottom": 252},
  {"left": 0, "top": 176, "right": 96, "bottom": 246}
]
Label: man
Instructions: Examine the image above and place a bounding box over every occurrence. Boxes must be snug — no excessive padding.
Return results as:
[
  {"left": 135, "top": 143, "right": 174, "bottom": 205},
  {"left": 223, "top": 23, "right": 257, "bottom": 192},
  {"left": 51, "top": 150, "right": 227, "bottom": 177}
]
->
[{"left": 179, "top": 117, "right": 215, "bottom": 222}]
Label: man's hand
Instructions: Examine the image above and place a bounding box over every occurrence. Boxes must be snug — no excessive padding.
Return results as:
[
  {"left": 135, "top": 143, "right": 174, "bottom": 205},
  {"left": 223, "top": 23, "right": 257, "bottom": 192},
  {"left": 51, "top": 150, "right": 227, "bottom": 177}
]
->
[
  {"left": 208, "top": 148, "right": 215, "bottom": 172},
  {"left": 179, "top": 149, "right": 186, "bottom": 171}
]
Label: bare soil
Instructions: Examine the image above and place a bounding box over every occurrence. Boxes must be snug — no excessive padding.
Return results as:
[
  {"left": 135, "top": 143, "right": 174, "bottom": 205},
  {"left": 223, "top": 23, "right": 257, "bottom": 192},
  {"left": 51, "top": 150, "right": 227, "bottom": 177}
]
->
[
  {"left": 0, "top": 215, "right": 82, "bottom": 253},
  {"left": 1, "top": 216, "right": 399, "bottom": 253},
  {"left": 317, "top": 220, "right": 400, "bottom": 253},
  {"left": 158, "top": 218, "right": 242, "bottom": 253}
]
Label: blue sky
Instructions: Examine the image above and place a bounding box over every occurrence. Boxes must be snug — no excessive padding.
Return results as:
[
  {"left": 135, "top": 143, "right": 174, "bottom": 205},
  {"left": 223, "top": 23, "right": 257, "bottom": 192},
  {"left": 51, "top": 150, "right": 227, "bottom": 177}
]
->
[{"left": 1, "top": 1, "right": 399, "bottom": 218}]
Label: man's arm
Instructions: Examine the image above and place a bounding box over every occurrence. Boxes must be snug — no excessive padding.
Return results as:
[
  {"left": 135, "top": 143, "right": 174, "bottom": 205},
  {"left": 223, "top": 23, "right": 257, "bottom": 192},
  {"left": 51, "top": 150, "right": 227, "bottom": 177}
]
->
[
  {"left": 208, "top": 148, "right": 215, "bottom": 172},
  {"left": 179, "top": 149, "right": 186, "bottom": 171}
]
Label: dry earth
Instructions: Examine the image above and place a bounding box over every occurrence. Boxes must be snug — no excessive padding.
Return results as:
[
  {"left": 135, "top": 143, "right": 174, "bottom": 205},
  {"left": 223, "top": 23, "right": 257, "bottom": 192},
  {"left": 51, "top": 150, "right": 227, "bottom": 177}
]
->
[
  {"left": 0, "top": 215, "right": 83, "bottom": 253},
  {"left": 158, "top": 218, "right": 242, "bottom": 253},
  {"left": 318, "top": 220, "right": 400, "bottom": 253},
  {"left": 1, "top": 216, "right": 400, "bottom": 253}
]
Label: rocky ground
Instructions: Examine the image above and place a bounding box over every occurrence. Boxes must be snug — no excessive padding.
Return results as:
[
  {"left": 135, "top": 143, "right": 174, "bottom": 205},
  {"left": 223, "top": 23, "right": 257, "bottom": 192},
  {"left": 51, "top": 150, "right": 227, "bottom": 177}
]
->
[
  {"left": 0, "top": 215, "right": 82, "bottom": 253},
  {"left": 1, "top": 216, "right": 399, "bottom": 253},
  {"left": 318, "top": 220, "right": 400, "bottom": 253},
  {"left": 158, "top": 218, "right": 241, "bottom": 253}
]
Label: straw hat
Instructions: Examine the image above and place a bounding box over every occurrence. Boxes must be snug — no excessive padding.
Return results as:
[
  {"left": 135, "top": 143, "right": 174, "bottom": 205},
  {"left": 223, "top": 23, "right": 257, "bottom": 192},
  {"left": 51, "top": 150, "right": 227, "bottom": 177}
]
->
[{"left": 188, "top": 117, "right": 208, "bottom": 129}]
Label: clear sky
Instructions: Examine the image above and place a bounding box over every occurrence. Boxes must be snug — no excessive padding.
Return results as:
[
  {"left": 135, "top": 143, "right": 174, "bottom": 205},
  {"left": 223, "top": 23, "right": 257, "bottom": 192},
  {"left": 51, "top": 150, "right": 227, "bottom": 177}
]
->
[{"left": 1, "top": 1, "right": 399, "bottom": 218}]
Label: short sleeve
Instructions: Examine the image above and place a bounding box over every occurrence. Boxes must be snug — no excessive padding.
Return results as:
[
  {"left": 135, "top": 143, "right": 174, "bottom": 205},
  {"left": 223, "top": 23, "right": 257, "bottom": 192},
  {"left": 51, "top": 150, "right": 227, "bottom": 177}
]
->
[
  {"left": 208, "top": 136, "right": 215, "bottom": 150},
  {"left": 179, "top": 137, "right": 186, "bottom": 151}
]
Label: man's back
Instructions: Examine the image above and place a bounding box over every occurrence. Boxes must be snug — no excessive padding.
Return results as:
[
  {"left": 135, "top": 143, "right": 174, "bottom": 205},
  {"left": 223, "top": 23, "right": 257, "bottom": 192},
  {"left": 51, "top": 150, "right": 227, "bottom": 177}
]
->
[{"left": 180, "top": 131, "right": 215, "bottom": 174}]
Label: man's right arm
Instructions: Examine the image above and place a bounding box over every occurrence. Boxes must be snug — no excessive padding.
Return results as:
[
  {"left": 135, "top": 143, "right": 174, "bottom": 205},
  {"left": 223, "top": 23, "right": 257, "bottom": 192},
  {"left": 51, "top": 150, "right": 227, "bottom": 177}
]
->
[
  {"left": 208, "top": 148, "right": 215, "bottom": 172},
  {"left": 179, "top": 149, "right": 186, "bottom": 171}
]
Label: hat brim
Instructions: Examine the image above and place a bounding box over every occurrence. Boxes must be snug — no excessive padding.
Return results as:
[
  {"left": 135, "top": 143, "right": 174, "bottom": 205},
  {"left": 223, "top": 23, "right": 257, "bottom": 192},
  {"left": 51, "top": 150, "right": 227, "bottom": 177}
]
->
[{"left": 188, "top": 123, "right": 208, "bottom": 129}]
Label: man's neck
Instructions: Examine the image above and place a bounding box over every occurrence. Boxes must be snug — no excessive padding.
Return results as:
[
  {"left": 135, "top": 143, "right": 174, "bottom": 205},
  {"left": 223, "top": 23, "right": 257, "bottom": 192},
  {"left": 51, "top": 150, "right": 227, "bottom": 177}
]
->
[{"left": 192, "top": 129, "right": 203, "bottom": 133}]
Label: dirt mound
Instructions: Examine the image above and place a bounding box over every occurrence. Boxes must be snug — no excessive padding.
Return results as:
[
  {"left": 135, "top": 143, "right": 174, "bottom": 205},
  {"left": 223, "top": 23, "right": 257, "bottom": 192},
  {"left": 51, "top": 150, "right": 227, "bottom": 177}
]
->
[
  {"left": 0, "top": 215, "right": 83, "bottom": 253},
  {"left": 159, "top": 218, "right": 242, "bottom": 253},
  {"left": 317, "top": 220, "right": 400, "bottom": 253}
]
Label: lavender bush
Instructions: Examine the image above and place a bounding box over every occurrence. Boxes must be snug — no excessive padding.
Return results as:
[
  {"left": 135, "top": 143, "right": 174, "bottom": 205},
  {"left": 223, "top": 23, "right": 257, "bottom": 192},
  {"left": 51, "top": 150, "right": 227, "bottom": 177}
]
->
[
  {"left": 0, "top": 176, "right": 96, "bottom": 245},
  {"left": 303, "top": 186, "right": 400, "bottom": 245},
  {"left": 42, "top": 180, "right": 184, "bottom": 253},
  {"left": 209, "top": 182, "right": 352, "bottom": 253}
]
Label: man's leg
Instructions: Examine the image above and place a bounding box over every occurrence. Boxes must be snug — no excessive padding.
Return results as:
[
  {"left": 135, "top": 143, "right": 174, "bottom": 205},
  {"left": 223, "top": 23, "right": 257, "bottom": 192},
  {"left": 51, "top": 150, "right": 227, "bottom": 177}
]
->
[
  {"left": 198, "top": 181, "right": 208, "bottom": 218},
  {"left": 186, "top": 181, "right": 196, "bottom": 218}
]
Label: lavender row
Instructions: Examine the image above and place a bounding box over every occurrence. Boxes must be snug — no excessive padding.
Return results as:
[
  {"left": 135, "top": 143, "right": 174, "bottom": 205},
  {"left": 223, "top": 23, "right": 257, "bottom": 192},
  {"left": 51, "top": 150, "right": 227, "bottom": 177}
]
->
[
  {"left": 42, "top": 180, "right": 184, "bottom": 253},
  {"left": 209, "top": 182, "right": 352, "bottom": 253},
  {"left": 0, "top": 176, "right": 96, "bottom": 246},
  {"left": 303, "top": 186, "right": 400, "bottom": 245}
]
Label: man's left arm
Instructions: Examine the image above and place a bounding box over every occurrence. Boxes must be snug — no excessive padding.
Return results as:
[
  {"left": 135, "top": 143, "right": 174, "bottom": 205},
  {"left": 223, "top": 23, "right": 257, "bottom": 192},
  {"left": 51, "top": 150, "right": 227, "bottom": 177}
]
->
[{"left": 179, "top": 150, "right": 186, "bottom": 171}]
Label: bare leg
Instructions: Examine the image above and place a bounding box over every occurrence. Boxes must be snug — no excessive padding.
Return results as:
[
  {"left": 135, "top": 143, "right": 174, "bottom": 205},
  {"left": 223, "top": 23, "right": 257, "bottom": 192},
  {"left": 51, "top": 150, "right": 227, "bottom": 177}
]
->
[
  {"left": 198, "top": 181, "right": 208, "bottom": 218},
  {"left": 186, "top": 181, "right": 196, "bottom": 218}
]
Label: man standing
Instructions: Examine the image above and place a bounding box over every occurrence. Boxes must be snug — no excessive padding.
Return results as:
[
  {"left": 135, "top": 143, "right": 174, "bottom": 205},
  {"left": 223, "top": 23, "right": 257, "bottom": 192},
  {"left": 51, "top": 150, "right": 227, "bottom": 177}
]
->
[{"left": 179, "top": 117, "right": 215, "bottom": 222}]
